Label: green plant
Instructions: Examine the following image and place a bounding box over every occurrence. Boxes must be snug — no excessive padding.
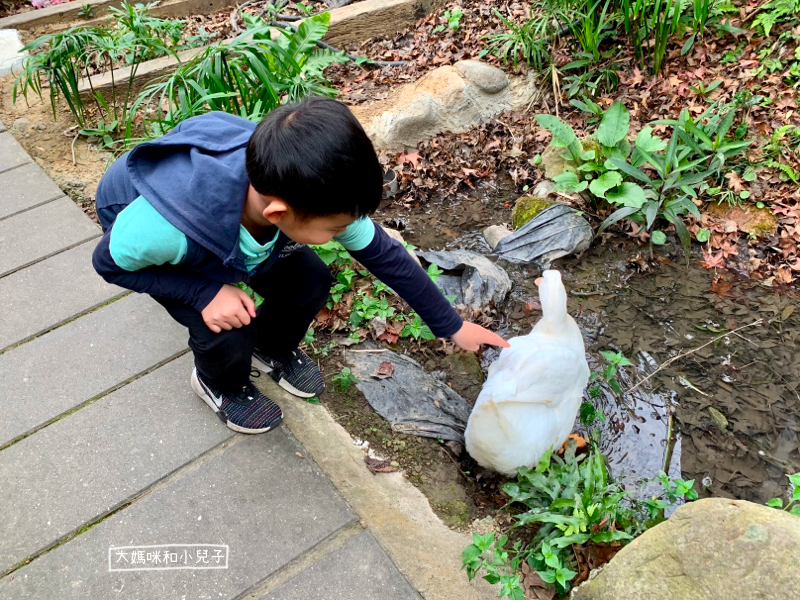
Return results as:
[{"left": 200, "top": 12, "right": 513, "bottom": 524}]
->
[
  {"left": 501, "top": 444, "right": 636, "bottom": 595},
  {"left": 762, "top": 124, "right": 800, "bottom": 183},
  {"left": 332, "top": 367, "right": 358, "bottom": 392},
  {"left": 570, "top": 0, "right": 615, "bottom": 63},
  {"left": 590, "top": 350, "right": 632, "bottom": 396},
  {"left": 462, "top": 533, "right": 524, "bottom": 600},
  {"left": 433, "top": 7, "right": 463, "bottom": 33},
  {"left": 294, "top": 2, "right": 315, "bottom": 16},
  {"left": 131, "top": 13, "right": 347, "bottom": 138},
  {"left": 766, "top": 473, "right": 800, "bottom": 516},
  {"left": 751, "top": 0, "right": 800, "bottom": 37},
  {"left": 14, "top": 2, "right": 209, "bottom": 139},
  {"left": 481, "top": 4, "right": 567, "bottom": 70},
  {"left": 464, "top": 440, "right": 699, "bottom": 598},
  {"left": 402, "top": 314, "right": 436, "bottom": 340},
  {"left": 621, "top": 0, "right": 683, "bottom": 74},
  {"left": 536, "top": 102, "right": 696, "bottom": 250},
  {"left": 579, "top": 401, "right": 606, "bottom": 425},
  {"left": 78, "top": 3, "right": 93, "bottom": 18}
]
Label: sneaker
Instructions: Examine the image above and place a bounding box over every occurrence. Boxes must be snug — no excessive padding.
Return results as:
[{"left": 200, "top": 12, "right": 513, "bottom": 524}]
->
[
  {"left": 190, "top": 368, "right": 282, "bottom": 434},
  {"left": 251, "top": 348, "right": 324, "bottom": 399}
]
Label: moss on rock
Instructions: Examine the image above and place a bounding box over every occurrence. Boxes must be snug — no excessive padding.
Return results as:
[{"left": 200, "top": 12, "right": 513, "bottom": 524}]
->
[{"left": 511, "top": 195, "right": 555, "bottom": 230}]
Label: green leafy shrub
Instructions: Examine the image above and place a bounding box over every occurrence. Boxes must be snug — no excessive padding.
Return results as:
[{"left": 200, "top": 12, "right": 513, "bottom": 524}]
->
[
  {"left": 751, "top": 0, "right": 800, "bottom": 37},
  {"left": 131, "top": 13, "right": 347, "bottom": 138},
  {"left": 535, "top": 100, "right": 752, "bottom": 252},
  {"left": 14, "top": 2, "right": 208, "bottom": 135},
  {"left": 766, "top": 472, "right": 800, "bottom": 516},
  {"left": 464, "top": 442, "right": 698, "bottom": 598}
]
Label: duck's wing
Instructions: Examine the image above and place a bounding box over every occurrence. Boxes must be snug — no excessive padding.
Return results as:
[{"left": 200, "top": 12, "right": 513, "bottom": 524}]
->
[{"left": 479, "top": 343, "right": 589, "bottom": 407}]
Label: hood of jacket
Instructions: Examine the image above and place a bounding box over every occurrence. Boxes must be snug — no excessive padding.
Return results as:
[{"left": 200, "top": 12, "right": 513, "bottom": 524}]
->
[{"left": 127, "top": 111, "right": 257, "bottom": 268}]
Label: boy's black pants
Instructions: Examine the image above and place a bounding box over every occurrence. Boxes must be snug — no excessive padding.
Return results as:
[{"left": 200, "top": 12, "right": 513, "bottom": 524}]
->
[{"left": 152, "top": 246, "right": 333, "bottom": 392}]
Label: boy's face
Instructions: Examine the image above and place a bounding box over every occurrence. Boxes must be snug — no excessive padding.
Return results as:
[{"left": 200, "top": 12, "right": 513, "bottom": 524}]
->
[
  {"left": 276, "top": 210, "right": 357, "bottom": 246},
  {"left": 247, "top": 188, "right": 357, "bottom": 245}
]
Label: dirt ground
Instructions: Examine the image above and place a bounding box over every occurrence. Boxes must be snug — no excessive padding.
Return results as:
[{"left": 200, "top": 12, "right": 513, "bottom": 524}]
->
[{"left": 0, "top": 82, "right": 110, "bottom": 222}]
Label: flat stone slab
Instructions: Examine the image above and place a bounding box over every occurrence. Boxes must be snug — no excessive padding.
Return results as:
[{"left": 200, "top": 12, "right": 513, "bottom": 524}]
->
[
  {"left": 0, "top": 433, "right": 356, "bottom": 598},
  {"left": 0, "top": 354, "right": 233, "bottom": 574},
  {"left": 261, "top": 531, "right": 420, "bottom": 600},
  {"left": 0, "top": 131, "right": 30, "bottom": 174},
  {"left": 0, "top": 197, "right": 100, "bottom": 277},
  {"left": 0, "top": 240, "right": 123, "bottom": 351},
  {"left": 0, "top": 293, "right": 187, "bottom": 447},
  {"left": 0, "top": 162, "right": 65, "bottom": 220}
]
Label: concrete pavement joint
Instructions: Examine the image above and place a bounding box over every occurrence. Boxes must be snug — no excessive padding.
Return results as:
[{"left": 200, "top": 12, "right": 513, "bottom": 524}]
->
[
  {"left": 233, "top": 519, "right": 365, "bottom": 600},
  {"left": 0, "top": 434, "right": 242, "bottom": 580},
  {"left": 0, "top": 348, "right": 189, "bottom": 453},
  {"left": 0, "top": 193, "right": 65, "bottom": 223},
  {"left": 0, "top": 290, "right": 131, "bottom": 355},
  {"left": 0, "top": 232, "right": 102, "bottom": 279},
  {"left": 0, "top": 158, "right": 30, "bottom": 176}
]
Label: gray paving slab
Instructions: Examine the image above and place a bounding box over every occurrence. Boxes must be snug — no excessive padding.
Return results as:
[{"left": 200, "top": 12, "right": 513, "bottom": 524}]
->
[
  {"left": 261, "top": 531, "right": 420, "bottom": 600},
  {"left": 0, "top": 239, "right": 123, "bottom": 351},
  {"left": 0, "top": 432, "right": 357, "bottom": 599},
  {"left": 0, "top": 354, "right": 234, "bottom": 574},
  {"left": 0, "top": 196, "right": 100, "bottom": 277},
  {"left": 0, "top": 293, "right": 187, "bottom": 447},
  {"left": 0, "top": 131, "right": 30, "bottom": 173},
  {"left": 0, "top": 161, "right": 65, "bottom": 220}
]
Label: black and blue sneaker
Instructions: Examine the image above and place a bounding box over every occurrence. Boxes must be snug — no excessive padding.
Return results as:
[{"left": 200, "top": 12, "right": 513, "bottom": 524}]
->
[
  {"left": 191, "top": 368, "right": 283, "bottom": 434},
  {"left": 251, "top": 348, "right": 325, "bottom": 399}
]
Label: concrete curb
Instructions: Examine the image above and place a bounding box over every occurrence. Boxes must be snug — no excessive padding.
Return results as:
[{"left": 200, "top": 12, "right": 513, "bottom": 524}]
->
[{"left": 262, "top": 381, "right": 495, "bottom": 600}]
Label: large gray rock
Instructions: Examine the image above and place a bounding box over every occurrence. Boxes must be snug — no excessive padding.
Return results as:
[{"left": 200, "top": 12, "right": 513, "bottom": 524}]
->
[
  {"left": 417, "top": 248, "right": 512, "bottom": 309},
  {"left": 352, "top": 60, "right": 537, "bottom": 151},
  {"left": 572, "top": 498, "right": 800, "bottom": 600}
]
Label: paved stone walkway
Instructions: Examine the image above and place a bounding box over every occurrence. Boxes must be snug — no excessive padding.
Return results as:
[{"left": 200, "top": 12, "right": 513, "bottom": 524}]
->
[{"left": 0, "top": 122, "right": 421, "bottom": 599}]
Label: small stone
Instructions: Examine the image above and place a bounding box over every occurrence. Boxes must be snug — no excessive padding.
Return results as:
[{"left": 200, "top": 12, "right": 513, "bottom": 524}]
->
[
  {"left": 511, "top": 195, "right": 555, "bottom": 230},
  {"left": 483, "top": 224, "right": 513, "bottom": 250},
  {"left": 390, "top": 460, "right": 400, "bottom": 468},
  {"left": 454, "top": 60, "right": 509, "bottom": 94},
  {"left": 11, "top": 118, "right": 31, "bottom": 133},
  {"left": 35, "top": 123, "right": 47, "bottom": 131}
]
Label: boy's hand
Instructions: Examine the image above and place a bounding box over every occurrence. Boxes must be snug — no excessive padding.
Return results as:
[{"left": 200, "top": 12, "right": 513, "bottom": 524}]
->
[
  {"left": 201, "top": 284, "right": 257, "bottom": 333},
  {"left": 451, "top": 322, "right": 510, "bottom": 352}
]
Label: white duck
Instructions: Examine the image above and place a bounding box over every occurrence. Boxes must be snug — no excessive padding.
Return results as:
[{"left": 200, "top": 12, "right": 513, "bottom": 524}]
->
[{"left": 464, "top": 270, "right": 590, "bottom": 476}]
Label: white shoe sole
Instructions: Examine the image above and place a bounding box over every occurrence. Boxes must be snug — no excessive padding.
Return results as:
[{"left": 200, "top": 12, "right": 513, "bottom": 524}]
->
[
  {"left": 190, "top": 369, "right": 274, "bottom": 434},
  {"left": 250, "top": 355, "right": 319, "bottom": 399}
]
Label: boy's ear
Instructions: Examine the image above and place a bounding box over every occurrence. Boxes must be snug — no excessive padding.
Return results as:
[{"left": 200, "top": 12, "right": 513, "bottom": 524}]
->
[{"left": 262, "top": 196, "right": 289, "bottom": 225}]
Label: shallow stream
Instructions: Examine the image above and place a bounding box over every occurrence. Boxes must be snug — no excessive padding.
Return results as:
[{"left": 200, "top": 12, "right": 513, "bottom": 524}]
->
[{"left": 386, "top": 191, "right": 800, "bottom": 504}]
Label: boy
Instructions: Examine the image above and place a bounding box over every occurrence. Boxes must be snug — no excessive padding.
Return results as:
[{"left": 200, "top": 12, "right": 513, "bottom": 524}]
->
[{"left": 93, "top": 97, "right": 507, "bottom": 435}]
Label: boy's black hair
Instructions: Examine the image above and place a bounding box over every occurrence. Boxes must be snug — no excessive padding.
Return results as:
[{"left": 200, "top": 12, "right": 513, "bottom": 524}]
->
[{"left": 246, "top": 96, "right": 383, "bottom": 219}]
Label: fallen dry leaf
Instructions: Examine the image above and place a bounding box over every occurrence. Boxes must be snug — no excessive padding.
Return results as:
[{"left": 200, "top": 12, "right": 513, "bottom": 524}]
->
[
  {"left": 372, "top": 361, "right": 395, "bottom": 379},
  {"left": 364, "top": 456, "right": 398, "bottom": 474}
]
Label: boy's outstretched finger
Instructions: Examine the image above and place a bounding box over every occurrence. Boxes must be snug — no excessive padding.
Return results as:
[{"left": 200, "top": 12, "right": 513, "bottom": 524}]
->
[{"left": 482, "top": 329, "right": 510, "bottom": 348}]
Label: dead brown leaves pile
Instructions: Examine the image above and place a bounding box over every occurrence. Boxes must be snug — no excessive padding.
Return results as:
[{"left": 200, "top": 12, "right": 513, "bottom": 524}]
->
[{"left": 330, "top": 0, "right": 800, "bottom": 284}]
